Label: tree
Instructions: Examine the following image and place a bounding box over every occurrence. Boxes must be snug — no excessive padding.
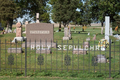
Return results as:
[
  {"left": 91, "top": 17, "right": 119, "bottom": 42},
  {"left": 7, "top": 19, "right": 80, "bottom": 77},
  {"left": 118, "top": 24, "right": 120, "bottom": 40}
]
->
[
  {"left": 53, "top": 0, "right": 79, "bottom": 27},
  {"left": 15, "top": 0, "right": 50, "bottom": 23},
  {"left": 49, "top": 0, "right": 62, "bottom": 31},
  {"left": 0, "top": 0, "right": 20, "bottom": 31},
  {"left": 89, "top": 0, "right": 120, "bottom": 34}
]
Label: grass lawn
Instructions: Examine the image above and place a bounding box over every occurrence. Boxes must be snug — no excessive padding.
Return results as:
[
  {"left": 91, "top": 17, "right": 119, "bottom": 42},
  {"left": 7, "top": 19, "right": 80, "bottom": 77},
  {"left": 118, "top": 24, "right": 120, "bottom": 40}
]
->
[
  {"left": 0, "top": 26, "right": 120, "bottom": 78},
  {"left": 0, "top": 76, "right": 119, "bottom": 80}
]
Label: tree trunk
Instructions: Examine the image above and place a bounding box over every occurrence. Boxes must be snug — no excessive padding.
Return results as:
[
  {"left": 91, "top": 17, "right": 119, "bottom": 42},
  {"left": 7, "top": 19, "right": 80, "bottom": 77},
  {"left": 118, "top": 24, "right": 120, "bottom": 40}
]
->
[
  {"left": 9, "top": 19, "right": 13, "bottom": 30},
  {"left": 82, "top": 25, "right": 84, "bottom": 32},
  {"left": 59, "top": 22, "right": 61, "bottom": 32},
  {"left": 101, "top": 22, "right": 103, "bottom": 34}
]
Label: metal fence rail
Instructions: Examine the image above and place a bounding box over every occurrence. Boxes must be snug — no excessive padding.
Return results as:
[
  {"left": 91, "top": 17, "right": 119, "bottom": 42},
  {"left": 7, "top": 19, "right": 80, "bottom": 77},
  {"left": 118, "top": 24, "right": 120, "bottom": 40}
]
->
[{"left": 0, "top": 39, "right": 120, "bottom": 78}]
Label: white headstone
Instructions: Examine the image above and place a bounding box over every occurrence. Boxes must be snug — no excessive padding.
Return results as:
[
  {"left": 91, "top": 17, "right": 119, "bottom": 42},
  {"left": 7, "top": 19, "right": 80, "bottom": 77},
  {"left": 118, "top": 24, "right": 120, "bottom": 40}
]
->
[
  {"left": 36, "top": 13, "right": 39, "bottom": 23},
  {"left": 110, "top": 28, "right": 113, "bottom": 36},
  {"left": 36, "top": 13, "right": 39, "bottom": 18},
  {"left": 105, "top": 16, "right": 110, "bottom": 42}
]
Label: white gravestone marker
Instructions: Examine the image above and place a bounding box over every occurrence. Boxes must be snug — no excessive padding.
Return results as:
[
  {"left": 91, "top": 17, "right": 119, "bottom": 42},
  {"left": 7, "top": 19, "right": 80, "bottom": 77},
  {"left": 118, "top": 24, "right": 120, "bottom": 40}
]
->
[
  {"left": 105, "top": 16, "right": 110, "bottom": 42},
  {"left": 110, "top": 28, "right": 113, "bottom": 36},
  {"left": 36, "top": 13, "right": 39, "bottom": 23}
]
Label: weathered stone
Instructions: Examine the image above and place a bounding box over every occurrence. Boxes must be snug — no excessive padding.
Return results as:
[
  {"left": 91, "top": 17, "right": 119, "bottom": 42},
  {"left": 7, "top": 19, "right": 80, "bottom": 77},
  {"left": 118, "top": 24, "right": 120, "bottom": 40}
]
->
[
  {"left": 26, "top": 23, "right": 54, "bottom": 42},
  {"left": 63, "top": 37, "right": 69, "bottom": 40},
  {"left": 97, "top": 54, "right": 107, "bottom": 63},
  {"left": 12, "top": 37, "right": 24, "bottom": 43},
  {"left": 7, "top": 48, "right": 22, "bottom": 53}
]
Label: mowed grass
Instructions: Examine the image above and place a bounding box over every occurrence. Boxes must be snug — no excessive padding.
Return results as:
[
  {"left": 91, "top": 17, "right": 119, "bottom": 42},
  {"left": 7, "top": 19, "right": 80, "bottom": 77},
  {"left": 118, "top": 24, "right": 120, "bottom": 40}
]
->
[{"left": 0, "top": 26, "right": 120, "bottom": 78}]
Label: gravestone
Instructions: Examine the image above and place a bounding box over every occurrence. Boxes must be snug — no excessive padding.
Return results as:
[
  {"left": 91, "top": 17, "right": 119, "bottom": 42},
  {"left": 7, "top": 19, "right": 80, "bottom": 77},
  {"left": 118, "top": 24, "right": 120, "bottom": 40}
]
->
[
  {"left": 63, "top": 27, "right": 69, "bottom": 40},
  {"left": 93, "top": 35, "right": 96, "bottom": 40},
  {"left": 36, "top": 13, "right": 39, "bottom": 23},
  {"left": 7, "top": 48, "right": 22, "bottom": 53},
  {"left": 97, "top": 54, "right": 107, "bottom": 63},
  {"left": 110, "top": 28, "right": 113, "bottom": 36},
  {"left": 105, "top": 16, "right": 110, "bottom": 42},
  {"left": 23, "top": 21, "right": 28, "bottom": 34},
  {"left": 22, "top": 23, "right": 56, "bottom": 48},
  {"left": 68, "top": 26, "right": 71, "bottom": 39},
  {"left": 12, "top": 22, "right": 24, "bottom": 43},
  {"left": 16, "top": 22, "right": 22, "bottom": 37}
]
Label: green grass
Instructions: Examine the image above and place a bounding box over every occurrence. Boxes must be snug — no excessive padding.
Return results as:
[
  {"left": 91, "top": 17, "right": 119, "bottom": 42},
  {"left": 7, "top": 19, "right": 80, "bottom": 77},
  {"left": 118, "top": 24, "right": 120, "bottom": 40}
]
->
[{"left": 0, "top": 26, "right": 120, "bottom": 78}]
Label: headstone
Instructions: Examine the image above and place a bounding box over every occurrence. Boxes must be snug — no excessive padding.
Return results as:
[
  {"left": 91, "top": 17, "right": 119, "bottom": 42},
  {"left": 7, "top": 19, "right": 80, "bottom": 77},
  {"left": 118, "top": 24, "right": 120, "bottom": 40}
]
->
[
  {"left": 93, "top": 35, "right": 96, "bottom": 40},
  {"left": 7, "top": 48, "right": 22, "bottom": 53},
  {"left": 8, "top": 29, "right": 12, "bottom": 33},
  {"left": 63, "top": 27, "right": 69, "bottom": 40},
  {"left": 97, "top": 54, "right": 107, "bottom": 63},
  {"left": 12, "top": 22, "right": 24, "bottom": 43},
  {"left": 110, "top": 28, "right": 113, "bottom": 36},
  {"left": 105, "top": 16, "right": 110, "bottom": 42},
  {"left": 36, "top": 13, "right": 39, "bottom": 23},
  {"left": 22, "top": 23, "right": 56, "bottom": 48},
  {"left": 16, "top": 22, "right": 22, "bottom": 37},
  {"left": 86, "top": 37, "right": 90, "bottom": 41},
  {"left": 68, "top": 26, "right": 71, "bottom": 39},
  {"left": 88, "top": 32, "right": 90, "bottom": 35},
  {"left": 23, "top": 21, "right": 28, "bottom": 34}
]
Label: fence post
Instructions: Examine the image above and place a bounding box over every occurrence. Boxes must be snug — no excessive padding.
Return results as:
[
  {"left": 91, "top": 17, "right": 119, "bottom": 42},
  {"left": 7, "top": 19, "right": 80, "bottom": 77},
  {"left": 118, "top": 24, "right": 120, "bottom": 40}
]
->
[
  {"left": 25, "top": 39, "right": 27, "bottom": 77},
  {"left": 109, "top": 39, "right": 111, "bottom": 78}
]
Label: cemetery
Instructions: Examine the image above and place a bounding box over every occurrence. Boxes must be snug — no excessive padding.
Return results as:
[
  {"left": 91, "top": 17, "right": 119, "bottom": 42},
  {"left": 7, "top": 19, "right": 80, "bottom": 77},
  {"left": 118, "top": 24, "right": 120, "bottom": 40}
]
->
[{"left": 1, "top": 0, "right": 120, "bottom": 79}]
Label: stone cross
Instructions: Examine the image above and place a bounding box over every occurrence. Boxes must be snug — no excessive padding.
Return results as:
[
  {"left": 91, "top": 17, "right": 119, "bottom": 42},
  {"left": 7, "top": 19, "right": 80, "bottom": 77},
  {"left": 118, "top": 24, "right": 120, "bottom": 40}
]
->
[
  {"left": 36, "top": 13, "right": 39, "bottom": 23},
  {"left": 16, "top": 22, "right": 22, "bottom": 37}
]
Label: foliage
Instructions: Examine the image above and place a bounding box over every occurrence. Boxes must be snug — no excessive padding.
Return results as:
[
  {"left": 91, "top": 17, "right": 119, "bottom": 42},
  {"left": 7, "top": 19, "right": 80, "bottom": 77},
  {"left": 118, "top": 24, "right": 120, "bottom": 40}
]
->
[{"left": 52, "top": 0, "right": 79, "bottom": 27}]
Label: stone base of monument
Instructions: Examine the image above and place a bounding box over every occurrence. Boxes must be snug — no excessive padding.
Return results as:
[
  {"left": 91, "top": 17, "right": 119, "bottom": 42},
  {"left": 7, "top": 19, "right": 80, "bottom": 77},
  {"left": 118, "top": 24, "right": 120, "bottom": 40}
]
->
[
  {"left": 7, "top": 48, "right": 22, "bottom": 53},
  {"left": 12, "top": 37, "right": 24, "bottom": 43},
  {"left": 22, "top": 42, "right": 57, "bottom": 48},
  {"left": 63, "top": 37, "right": 69, "bottom": 40},
  {"left": 73, "top": 49, "right": 87, "bottom": 55},
  {"left": 36, "top": 49, "right": 51, "bottom": 54}
]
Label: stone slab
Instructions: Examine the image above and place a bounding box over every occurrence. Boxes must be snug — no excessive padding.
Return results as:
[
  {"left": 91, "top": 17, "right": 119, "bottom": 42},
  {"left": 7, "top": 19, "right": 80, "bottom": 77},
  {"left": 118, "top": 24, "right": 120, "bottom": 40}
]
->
[
  {"left": 97, "top": 54, "right": 107, "bottom": 63},
  {"left": 12, "top": 37, "right": 24, "bottom": 43},
  {"left": 26, "top": 23, "right": 54, "bottom": 42},
  {"left": 22, "top": 42, "right": 57, "bottom": 48},
  {"left": 7, "top": 48, "right": 22, "bottom": 53},
  {"left": 63, "top": 37, "right": 69, "bottom": 40},
  {"left": 73, "top": 50, "right": 87, "bottom": 55}
]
